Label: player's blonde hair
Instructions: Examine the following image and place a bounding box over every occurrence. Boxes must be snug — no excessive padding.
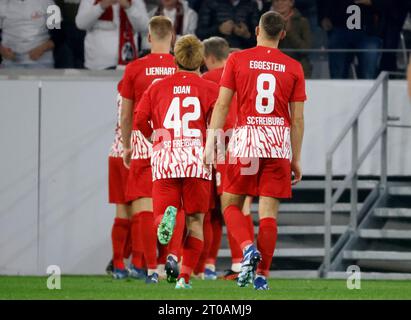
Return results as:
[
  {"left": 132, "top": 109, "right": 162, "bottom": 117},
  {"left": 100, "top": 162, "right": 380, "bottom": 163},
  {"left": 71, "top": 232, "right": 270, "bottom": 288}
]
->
[
  {"left": 149, "top": 16, "right": 174, "bottom": 40},
  {"left": 174, "top": 35, "right": 204, "bottom": 71}
]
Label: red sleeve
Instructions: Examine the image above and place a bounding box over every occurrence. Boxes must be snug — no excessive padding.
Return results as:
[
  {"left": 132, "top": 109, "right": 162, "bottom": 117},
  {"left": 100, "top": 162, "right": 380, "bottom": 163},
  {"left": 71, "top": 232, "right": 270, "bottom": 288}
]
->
[
  {"left": 205, "top": 82, "right": 219, "bottom": 123},
  {"left": 134, "top": 89, "right": 153, "bottom": 138},
  {"left": 219, "top": 53, "right": 236, "bottom": 91},
  {"left": 290, "top": 63, "right": 307, "bottom": 102},
  {"left": 121, "top": 65, "right": 135, "bottom": 100}
]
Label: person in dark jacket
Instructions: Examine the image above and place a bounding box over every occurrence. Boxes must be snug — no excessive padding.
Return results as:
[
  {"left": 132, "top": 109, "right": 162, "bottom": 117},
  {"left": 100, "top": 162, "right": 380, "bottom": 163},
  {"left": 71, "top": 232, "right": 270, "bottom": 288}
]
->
[
  {"left": 369, "top": 0, "right": 411, "bottom": 72},
  {"left": 269, "top": 0, "right": 312, "bottom": 77},
  {"left": 196, "top": 0, "right": 260, "bottom": 49},
  {"left": 54, "top": 0, "right": 86, "bottom": 68},
  {"left": 318, "top": 0, "right": 384, "bottom": 79}
]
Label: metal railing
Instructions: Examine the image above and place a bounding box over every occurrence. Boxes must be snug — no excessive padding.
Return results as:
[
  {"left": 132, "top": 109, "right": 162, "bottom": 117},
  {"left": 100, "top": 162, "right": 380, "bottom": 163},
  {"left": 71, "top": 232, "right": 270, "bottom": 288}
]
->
[{"left": 322, "top": 71, "right": 391, "bottom": 276}]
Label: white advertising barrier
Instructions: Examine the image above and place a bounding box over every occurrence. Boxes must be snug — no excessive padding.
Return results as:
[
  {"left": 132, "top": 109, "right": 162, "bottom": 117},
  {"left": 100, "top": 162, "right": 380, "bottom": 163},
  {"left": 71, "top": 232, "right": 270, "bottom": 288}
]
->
[
  {"left": 0, "top": 81, "right": 39, "bottom": 275},
  {"left": 38, "top": 81, "right": 117, "bottom": 275},
  {"left": 0, "top": 78, "right": 410, "bottom": 275},
  {"left": 304, "top": 80, "right": 411, "bottom": 176}
]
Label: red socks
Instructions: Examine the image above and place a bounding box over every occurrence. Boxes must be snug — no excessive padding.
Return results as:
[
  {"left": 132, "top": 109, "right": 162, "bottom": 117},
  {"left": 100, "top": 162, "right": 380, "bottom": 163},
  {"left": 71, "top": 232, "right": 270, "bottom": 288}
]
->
[
  {"left": 111, "top": 218, "right": 130, "bottom": 269},
  {"left": 138, "top": 211, "right": 157, "bottom": 270},
  {"left": 256, "top": 217, "right": 277, "bottom": 277},
  {"left": 168, "top": 209, "right": 185, "bottom": 260},
  {"left": 245, "top": 214, "right": 255, "bottom": 241},
  {"left": 129, "top": 214, "right": 145, "bottom": 269},
  {"left": 123, "top": 224, "right": 132, "bottom": 259},
  {"left": 206, "top": 209, "right": 223, "bottom": 266},
  {"left": 227, "top": 229, "right": 243, "bottom": 264},
  {"left": 179, "top": 236, "right": 204, "bottom": 283},
  {"left": 223, "top": 205, "right": 253, "bottom": 250},
  {"left": 157, "top": 243, "right": 168, "bottom": 265},
  {"left": 194, "top": 213, "right": 213, "bottom": 274}
]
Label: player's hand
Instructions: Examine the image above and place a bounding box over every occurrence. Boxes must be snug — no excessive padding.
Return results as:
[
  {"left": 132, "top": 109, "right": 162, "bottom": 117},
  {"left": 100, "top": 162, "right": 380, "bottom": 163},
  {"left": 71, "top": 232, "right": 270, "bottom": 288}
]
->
[
  {"left": 0, "top": 46, "right": 16, "bottom": 61},
  {"left": 219, "top": 20, "right": 234, "bottom": 36},
  {"left": 203, "top": 141, "right": 215, "bottom": 167},
  {"left": 123, "top": 148, "right": 132, "bottom": 169},
  {"left": 99, "top": 0, "right": 118, "bottom": 10},
  {"left": 233, "top": 22, "right": 251, "bottom": 39},
  {"left": 291, "top": 159, "right": 302, "bottom": 185},
  {"left": 321, "top": 18, "right": 333, "bottom": 31},
  {"left": 119, "top": 0, "right": 131, "bottom": 9}
]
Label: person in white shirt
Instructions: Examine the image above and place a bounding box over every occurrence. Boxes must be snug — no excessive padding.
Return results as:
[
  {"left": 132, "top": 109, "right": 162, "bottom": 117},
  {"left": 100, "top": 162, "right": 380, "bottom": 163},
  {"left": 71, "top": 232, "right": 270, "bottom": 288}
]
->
[
  {"left": 0, "top": 0, "right": 59, "bottom": 69},
  {"left": 75, "top": 0, "right": 149, "bottom": 70},
  {"left": 141, "top": 0, "right": 197, "bottom": 51}
]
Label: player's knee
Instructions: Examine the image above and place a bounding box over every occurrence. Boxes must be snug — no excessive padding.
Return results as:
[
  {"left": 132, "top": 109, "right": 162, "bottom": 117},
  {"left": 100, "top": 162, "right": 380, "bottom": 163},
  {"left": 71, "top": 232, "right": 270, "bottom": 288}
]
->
[
  {"left": 221, "top": 193, "right": 245, "bottom": 212},
  {"left": 186, "top": 214, "right": 204, "bottom": 239}
]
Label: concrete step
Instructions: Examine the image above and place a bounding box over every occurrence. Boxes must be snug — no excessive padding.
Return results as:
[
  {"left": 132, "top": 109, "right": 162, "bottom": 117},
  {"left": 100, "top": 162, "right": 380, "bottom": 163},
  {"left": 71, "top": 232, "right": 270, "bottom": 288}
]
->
[
  {"left": 293, "top": 180, "right": 378, "bottom": 190},
  {"left": 343, "top": 250, "right": 411, "bottom": 261},
  {"left": 222, "top": 225, "right": 346, "bottom": 235},
  {"left": 374, "top": 208, "right": 411, "bottom": 218},
  {"left": 279, "top": 225, "right": 346, "bottom": 235},
  {"left": 389, "top": 186, "right": 411, "bottom": 196},
  {"left": 326, "top": 272, "right": 411, "bottom": 280},
  {"left": 219, "top": 248, "right": 325, "bottom": 258},
  {"left": 268, "top": 270, "right": 319, "bottom": 278},
  {"left": 358, "top": 229, "right": 411, "bottom": 239},
  {"left": 252, "top": 203, "right": 362, "bottom": 213}
]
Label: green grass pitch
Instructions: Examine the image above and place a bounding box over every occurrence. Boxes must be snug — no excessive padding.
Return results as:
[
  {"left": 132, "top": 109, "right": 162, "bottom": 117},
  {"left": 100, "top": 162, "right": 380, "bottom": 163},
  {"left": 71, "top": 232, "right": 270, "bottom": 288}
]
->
[{"left": 1, "top": 276, "right": 411, "bottom": 300}]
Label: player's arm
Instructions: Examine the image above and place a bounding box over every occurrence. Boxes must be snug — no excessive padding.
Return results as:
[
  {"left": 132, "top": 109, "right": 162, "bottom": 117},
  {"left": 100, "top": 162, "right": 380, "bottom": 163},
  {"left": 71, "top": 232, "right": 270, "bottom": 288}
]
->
[
  {"left": 134, "top": 91, "right": 153, "bottom": 140},
  {"left": 290, "top": 101, "right": 305, "bottom": 185},
  {"left": 120, "top": 97, "right": 134, "bottom": 168},
  {"left": 204, "top": 87, "right": 234, "bottom": 164},
  {"left": 120, "top": 98, "right": 134, "bottom": 149}
]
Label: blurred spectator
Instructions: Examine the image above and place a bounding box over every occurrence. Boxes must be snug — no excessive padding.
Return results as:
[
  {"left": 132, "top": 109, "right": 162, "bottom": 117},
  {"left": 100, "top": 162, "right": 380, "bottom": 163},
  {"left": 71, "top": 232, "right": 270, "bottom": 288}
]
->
[
  {"left": 141, "top": 0, "right": 197, "bottom": 50},
  {"left": 269, "top": 0, "right": 312, "bottom": 77},
  {"left": 76, "top": 0, "right": 149, "bottom": 70},
  {"left": 0, "top": 0, "right": 60, "bottom": 69},
  {"left": 318, "top": 0, "right": 383, "bottom": 79},
  {"left": 144, "top": 0, "right": 161, "bottom": 12},
  {"left": 374, "top": 0, "right": 410, "bottom": 72},
  {"left": 187, "top": 0, "right": 203, "bottom": 12},
  {"left": 196, "top": 0, "right": 260, "bottom": 49},
  {"left": 54, "top": 0, "right": 86, "bottom": 68}
]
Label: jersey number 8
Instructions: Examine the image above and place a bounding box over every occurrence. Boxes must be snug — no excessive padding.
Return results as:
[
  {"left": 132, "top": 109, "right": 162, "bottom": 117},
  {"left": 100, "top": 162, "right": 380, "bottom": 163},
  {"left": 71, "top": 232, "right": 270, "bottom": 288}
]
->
[
  {"left": 256, "top": 73, "right": 276, "bottom": 114},
  {"left": 163, "top": 96, "right": 201, "bottom": 137}
]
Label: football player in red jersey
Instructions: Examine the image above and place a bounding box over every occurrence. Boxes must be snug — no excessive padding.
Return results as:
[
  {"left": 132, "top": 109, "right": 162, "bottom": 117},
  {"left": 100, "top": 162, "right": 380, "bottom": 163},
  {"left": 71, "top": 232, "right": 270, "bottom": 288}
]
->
[
  {"left": 107, "top": 80, "right": 134, "bottom": 279},
  {"left": 120, "top": 16, "right": 177, "bottom": 284},
  {"left": 196, "top": 38, "right": 255, "bottom": 281},
  {"left": 205, "top": 11, "right": 306, "bottom": 290},
  {"left": 135, "top": 35, "right": 219, "bottom": 289}
]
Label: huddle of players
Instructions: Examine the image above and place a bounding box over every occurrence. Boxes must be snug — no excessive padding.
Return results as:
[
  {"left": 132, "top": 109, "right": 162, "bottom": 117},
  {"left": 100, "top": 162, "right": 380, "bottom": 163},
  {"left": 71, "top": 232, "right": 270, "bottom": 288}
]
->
[{"left": 107, "top": 11, "right": 306, "bottom": 290}]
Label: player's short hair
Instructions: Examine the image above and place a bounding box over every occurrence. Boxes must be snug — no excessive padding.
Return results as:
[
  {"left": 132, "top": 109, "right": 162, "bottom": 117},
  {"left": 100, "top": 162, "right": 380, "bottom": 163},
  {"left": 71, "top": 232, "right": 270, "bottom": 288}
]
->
[
  {"left": 174, "top": 35, "right": 204, "bottom": 71},
  {"left": 259, "top": 11, "right": 286, "bottom": 40},
  {"left": 149, "top": 16, "right": 174, "bottom": 40},
  {"left": 203, "top": 37, "right": 230, "bottom": 61}
]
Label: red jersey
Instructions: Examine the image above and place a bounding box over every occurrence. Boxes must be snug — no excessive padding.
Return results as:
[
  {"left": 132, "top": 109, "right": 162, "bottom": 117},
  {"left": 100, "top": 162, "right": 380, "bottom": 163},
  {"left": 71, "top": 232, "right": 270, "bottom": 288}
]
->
[
  {"left": 120, "top": 53, "right": 176, "bottom": 159},
  {"left": 109, "top": 80, "right": 124, "bottom": 158},
  {"left": 135, "top": 71, "right": 219, "bottom": 181},
  {"left": 202, "top": 67, "right": 237, "bottom": 131},
  {"left": 220, "top": 46, "right": 307, "bottom": 159}
]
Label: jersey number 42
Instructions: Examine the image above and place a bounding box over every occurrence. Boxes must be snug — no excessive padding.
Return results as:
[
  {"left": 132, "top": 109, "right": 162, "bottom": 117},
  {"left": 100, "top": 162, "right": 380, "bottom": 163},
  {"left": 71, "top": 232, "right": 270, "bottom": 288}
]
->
[{"left": 163, "top": 96, "right": 201, "bottom": 137}]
